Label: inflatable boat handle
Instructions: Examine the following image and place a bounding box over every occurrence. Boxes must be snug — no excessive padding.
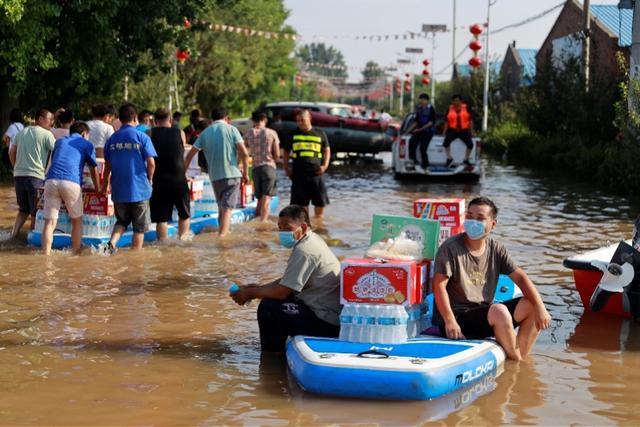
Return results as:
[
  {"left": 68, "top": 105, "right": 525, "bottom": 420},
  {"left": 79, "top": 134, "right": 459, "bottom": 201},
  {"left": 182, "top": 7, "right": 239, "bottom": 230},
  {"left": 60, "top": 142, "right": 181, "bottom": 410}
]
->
[{"left": 357, "top": 349, "right": 390, "bottom": 359}]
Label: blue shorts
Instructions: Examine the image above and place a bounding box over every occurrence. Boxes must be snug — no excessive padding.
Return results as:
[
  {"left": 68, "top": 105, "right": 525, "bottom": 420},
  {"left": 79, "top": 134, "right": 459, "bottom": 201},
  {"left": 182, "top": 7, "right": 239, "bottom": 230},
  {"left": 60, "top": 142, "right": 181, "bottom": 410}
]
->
[{"left": 15, "top": 176, "right": 44, "bottom": 216}]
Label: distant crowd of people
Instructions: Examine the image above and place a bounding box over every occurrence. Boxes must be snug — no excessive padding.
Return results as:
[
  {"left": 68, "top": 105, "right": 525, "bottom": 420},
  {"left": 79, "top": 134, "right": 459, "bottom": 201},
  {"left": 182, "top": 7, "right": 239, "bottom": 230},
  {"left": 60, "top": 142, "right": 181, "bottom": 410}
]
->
[{"left": 2, "top": 103, "right": 332, "bottom": 254}]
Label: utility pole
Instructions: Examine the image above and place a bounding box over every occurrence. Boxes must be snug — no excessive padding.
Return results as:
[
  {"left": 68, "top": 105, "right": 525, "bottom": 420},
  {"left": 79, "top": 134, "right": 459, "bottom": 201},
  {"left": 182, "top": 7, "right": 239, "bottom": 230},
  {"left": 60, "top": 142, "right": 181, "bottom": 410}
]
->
[
  {"left": 452, "top": 0, "right": 457, "bottom": 78},
  {"left": 431, "top": 35, "right": 436, "bottom": 103},
  {"left": 482, "top": 1, "right": 495, "bottom": 132},
  {"left": 624, "top": 0, "right": 640, "bottom": 112},
  {"left": 583, "top": 0, "right": 591, "bottom": 90}
]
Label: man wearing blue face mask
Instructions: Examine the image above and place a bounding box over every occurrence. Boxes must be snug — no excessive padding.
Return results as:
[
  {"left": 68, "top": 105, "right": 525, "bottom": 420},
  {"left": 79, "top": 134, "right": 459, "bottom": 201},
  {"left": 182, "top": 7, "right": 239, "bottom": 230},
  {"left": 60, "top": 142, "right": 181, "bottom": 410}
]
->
[
  {"left": 230, "top": 205, "right": 341, "bottom": 353},
  {"left": 432, "top": 196, "right": 551, "bottom": 361}
]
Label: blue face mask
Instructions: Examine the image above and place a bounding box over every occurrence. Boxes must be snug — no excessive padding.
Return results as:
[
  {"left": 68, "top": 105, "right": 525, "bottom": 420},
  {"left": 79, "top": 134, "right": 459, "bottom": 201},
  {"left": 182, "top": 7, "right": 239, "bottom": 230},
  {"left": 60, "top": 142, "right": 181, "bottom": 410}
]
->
[
  {"left": 278, "top": 229, "right": 299, "bottom": 248},
  {"left": 464, "top": 219, "right": 487, "bottom": 240}
]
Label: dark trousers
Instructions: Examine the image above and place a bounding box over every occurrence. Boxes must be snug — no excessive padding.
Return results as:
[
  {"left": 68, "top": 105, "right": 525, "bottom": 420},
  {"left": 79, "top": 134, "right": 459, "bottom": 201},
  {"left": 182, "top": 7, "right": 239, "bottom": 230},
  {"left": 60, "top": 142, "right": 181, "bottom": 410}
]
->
[
  {"left": 257, "top": 296, "right": 340, "bottom": 352},
  {"left": 408, "top": 131, "right": 434, "bottom": 168}
]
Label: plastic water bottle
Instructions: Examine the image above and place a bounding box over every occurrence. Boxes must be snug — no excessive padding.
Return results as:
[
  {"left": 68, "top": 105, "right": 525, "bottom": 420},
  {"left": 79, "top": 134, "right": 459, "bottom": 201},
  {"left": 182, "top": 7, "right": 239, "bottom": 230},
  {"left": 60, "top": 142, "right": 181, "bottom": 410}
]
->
[
  {"left": 361, "top": 305, "right": 375, "bottom": 343},
  {"left": 378, "top": 306, "right": 394, "bottom": 343},
  {"left": 395, "top": 305, "right": 409, "bottom": 343},
  {"left": 350, "top": 305, "right": 360, "bottom": 342},
  {"left": 339, "top": 304, "right": 353, "bottom": 341}
]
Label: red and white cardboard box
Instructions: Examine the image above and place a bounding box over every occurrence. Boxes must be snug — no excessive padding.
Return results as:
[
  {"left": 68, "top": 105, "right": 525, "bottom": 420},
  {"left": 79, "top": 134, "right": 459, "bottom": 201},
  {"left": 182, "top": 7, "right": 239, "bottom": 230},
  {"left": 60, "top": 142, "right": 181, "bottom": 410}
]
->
[
  {"left": 189, "top": 178, "right": 204, "bottom": 201},
  {"left": 83, "top": 192, "right": 114, "bottom": 216},
  {"left": 341, "top": 258, "right": 424, "bottom": 306},
  {"left": 81, "top": 158, "right": 105, "bottom": 190},
  {"left": 413, "top": 198, "right": 465, "bottom": 227},
  {"left": 240, "top": 182, "right": 254, "bottom": 207},
  {"left": 439, "top": 224, "right": 465, "bottom": 246}
]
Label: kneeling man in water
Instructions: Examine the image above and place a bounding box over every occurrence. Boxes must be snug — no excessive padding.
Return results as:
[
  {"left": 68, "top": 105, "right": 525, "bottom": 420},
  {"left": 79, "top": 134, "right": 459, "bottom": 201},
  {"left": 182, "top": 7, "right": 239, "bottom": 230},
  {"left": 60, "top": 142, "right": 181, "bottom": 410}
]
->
[
  {"left": 432, "top": 197, "right": 551, "bottom": 361},
  {"left": 231, "top": 205, "right": 341, "bottom": 352}
]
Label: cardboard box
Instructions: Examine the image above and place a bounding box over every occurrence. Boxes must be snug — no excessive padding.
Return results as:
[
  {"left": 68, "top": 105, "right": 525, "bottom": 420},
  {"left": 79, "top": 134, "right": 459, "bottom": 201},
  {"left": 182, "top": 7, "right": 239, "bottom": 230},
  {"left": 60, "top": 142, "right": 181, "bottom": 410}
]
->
[
  {"left": 439, "top": 224, "right": 465, "bottom": 246},
  {"left": 83, "top": 192, "right": 114, "bottom": 216},
  {"left": 341, "top": 258, "right": 421, "bottom": 305},
  {"left": 370, "top": 214, "right": 440, "bottom": 260},
  {"left": 240, "top": 181, "right": 254, "bottom": 207},
  {"left": 189, "top": 178, "right": 204, "bottom": 201},
  {"left": 413, "top": 198, "right": 465, "bottom": 227},
  {"left": 81, "top": 158, "right": 105, "bottom": 190}
]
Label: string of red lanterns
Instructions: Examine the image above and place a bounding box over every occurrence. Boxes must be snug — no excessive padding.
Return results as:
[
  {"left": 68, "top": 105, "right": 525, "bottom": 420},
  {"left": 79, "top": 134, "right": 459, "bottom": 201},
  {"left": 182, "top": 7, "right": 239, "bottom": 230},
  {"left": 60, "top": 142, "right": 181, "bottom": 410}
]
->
[
  {"left": 468, "top": 24, "right": 484, "bottom": 68},
  {"left": 421, "top": 58, "right": 430, "bottom": 86}
]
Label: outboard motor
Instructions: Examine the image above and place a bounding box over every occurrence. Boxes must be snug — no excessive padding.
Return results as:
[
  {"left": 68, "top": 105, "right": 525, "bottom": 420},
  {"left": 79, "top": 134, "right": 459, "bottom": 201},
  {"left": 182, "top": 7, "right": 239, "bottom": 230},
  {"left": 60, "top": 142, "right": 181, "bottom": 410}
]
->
[{"left": 589, "top": 239, "right": 640, "bottom": 317}]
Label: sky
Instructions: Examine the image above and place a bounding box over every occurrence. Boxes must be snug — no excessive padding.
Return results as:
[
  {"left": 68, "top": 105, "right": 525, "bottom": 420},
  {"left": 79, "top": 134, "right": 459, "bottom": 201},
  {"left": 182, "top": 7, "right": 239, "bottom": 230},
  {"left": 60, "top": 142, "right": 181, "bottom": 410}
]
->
[{"left": 283, "top": 0, "right": 620, "bottom": 82}]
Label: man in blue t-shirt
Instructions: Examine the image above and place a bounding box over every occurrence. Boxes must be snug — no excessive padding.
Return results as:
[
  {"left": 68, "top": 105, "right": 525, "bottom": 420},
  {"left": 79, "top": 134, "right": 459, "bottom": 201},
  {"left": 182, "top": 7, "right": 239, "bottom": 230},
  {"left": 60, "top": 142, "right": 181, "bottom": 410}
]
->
[
  {"left": 407, "top": 93, "right": 436, "bottom": 171},
  {"left": 42, "top": 122, "right": 100, "bottom": 255},
  {"left": 184, "top": 107, "right": 249, "bottom": 237},
  {"left": 101, "top": 103, "right": 157, "bottom": 252}
]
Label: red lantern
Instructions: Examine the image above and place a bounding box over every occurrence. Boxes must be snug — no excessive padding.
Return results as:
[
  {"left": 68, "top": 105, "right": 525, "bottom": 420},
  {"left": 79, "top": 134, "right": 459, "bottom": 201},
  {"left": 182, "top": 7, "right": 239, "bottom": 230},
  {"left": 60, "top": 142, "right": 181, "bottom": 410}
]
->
[
  {"left": 176, "top": 49, "right": 190, "bottom": 64},
  {"left": 469, "top": 40, "right": 483, "bottom": 52},
  {"left": 422, "top": 69, "right": 430, "bottom": 76},
  {"left": 422, "top": 78, "right": 430, "bottom": 85},
  {"left": 470, "top": 24, "right": 484, "bottom": 35},
  {"left": 183, "top": 18, "right": 192, "bottom": 29},
  {"left": 468, "top": 56, "right": 482, "bottom": 68},
  {"left": 395, "top": 79, "right": 402, "bottom": 94},
  {"left": 404, "top": 80, "right": 411, "bottom": 93},
  {"left": 422, "top": 59, "right": 430, "bottom": 66}
]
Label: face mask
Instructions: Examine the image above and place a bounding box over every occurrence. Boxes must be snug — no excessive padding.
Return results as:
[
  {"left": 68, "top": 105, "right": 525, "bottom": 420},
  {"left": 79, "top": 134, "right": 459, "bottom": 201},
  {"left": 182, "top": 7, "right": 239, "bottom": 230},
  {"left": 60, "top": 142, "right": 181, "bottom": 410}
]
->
[
  {"left": 464, "top": 219, "right": 488, "bottom": 240},
  {"left": 278, "top": 228, "right": 300, "bottom": 248}
]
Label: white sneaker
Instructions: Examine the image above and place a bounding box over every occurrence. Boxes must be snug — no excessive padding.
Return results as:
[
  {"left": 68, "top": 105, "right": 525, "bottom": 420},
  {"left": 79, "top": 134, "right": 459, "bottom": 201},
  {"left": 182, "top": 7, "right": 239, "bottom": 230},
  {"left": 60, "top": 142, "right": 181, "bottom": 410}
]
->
[{"left": 415, "top": 165, "right": 425, "bottom": 173}]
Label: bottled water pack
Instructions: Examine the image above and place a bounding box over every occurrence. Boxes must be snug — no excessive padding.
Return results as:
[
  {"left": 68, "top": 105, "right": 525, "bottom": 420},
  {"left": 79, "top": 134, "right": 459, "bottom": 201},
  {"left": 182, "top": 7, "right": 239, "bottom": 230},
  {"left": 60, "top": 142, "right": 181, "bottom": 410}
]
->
[
  {"left": 339, "top": 303, "right": 413, "bottom": 344},
  {"left": 82, "top": 214, "right": 116, "bottom": 237}
]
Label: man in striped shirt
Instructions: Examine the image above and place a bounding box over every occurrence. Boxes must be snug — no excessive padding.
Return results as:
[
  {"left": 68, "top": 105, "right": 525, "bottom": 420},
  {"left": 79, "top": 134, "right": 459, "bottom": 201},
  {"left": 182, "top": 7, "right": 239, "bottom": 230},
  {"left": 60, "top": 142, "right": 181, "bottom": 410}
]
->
[
  {"left": 244, "top": 111, "right": 280, "bottom": 222},
  {"left": 282, "top": 109, "right": 330, "bottom": 219}
]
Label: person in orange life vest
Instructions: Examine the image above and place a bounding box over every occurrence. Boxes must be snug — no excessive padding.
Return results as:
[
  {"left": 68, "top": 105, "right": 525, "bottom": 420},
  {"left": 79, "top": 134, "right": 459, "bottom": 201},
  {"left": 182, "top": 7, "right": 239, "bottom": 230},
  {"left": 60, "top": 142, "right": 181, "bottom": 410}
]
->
[{"left": 442, "top": 94, "right": 474, "bottom": 168}]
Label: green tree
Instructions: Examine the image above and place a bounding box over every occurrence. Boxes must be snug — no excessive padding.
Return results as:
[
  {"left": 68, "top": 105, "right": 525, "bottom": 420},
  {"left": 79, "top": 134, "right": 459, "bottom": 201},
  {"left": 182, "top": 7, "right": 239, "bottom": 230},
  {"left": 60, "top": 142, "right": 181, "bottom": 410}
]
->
[
  {"left": 296, "top": 43, "right": 348, "bottom": 82},
  {"left": 362, "top": 60, "right": 383, "bottom": 83},
  {"left": 178, "top": 0, "right": 297, "bottom": 115},
  {"left": 0, "top": 0, "right": 202, "bottom": 113}
]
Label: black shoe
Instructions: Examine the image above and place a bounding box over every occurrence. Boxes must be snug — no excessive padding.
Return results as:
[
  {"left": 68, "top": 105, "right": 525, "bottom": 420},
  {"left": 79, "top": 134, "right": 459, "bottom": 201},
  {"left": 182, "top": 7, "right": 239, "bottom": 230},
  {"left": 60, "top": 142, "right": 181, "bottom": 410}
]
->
[
  {"left": 445, "top": 158, "right": 453, "bottom": 168},
  {"left": 464, "top": 159, "right": 471, "bottom": 166},
  {"left": 103, "top": 241, "right": 116, "bottom": 255}
]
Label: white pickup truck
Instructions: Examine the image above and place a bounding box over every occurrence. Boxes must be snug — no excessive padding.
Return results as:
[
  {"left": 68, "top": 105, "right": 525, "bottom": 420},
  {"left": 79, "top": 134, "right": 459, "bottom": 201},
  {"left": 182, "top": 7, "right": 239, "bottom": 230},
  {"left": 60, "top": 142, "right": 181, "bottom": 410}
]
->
[{"left": 391, "top": 112, "right": 482, "bottom": 181}]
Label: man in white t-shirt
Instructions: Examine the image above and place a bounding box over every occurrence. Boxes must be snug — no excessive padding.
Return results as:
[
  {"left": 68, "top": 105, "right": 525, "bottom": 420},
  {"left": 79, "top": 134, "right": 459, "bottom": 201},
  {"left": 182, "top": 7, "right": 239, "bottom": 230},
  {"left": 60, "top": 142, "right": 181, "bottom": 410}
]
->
[
  {"left": 86, "top": 104, "right": 115, "bottom": 158},
  {"left": 3, "top": 108, "right": 24, "bottom": 170},
  {"left": 3, "top": 108, "right": 25, "bottom": 149}
]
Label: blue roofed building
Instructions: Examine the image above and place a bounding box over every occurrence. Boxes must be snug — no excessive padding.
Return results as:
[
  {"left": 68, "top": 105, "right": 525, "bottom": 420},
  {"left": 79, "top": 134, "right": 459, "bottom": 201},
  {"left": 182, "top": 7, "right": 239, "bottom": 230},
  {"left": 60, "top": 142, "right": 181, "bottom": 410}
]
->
[
  {"left": 500, "top": 42, "right": 538, "bottom": 97},
  {"left": 537, "top": 0, "right": 631, "bottom": 76},
  {"left": 455, "top": 61, "right": 502, "bottom": 79}
]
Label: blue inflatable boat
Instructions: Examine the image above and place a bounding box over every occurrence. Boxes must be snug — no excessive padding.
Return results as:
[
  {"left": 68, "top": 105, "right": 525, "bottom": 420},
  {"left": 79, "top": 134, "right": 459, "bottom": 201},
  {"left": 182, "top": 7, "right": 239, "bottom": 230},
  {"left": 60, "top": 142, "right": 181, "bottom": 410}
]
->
[
  {"left": 286, "top": 274, "right": 520, "bottom": 401},
  {"left": 26, "top": 197, "right": 280, "bottom": 249},
  {"left": 286, "top": 336, "right": 505, "bottom": 401},
  {"left": 27, "top": 225, "right": 178, "bottom": 249}
]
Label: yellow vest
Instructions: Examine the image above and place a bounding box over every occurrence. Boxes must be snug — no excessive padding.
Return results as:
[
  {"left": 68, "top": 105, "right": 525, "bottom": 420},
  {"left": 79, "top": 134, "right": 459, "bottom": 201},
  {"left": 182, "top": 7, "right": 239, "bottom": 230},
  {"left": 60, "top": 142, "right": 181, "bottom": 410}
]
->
[{"left": 291, "top": 133, "right": 323, "bottom": 159}]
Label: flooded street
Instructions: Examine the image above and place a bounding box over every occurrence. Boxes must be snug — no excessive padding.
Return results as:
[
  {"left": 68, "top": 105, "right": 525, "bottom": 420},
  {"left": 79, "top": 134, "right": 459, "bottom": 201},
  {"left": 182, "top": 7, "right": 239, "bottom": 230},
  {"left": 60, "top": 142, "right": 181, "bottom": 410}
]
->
[{"left": 1, "top": 154, "right": 639, "bottom": 426}]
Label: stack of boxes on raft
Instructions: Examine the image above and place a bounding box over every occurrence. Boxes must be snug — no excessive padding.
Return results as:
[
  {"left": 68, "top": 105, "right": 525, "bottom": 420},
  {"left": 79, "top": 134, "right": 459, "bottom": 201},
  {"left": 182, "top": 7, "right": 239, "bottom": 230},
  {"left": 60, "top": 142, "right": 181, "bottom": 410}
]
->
[{"left": 339, "top": 198, "right": 465, "bottom": 344}]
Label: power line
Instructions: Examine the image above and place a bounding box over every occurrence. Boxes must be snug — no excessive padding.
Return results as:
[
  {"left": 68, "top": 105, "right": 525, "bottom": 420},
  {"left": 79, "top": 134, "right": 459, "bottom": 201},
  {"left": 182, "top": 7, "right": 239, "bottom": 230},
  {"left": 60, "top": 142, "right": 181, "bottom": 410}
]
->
[
  {"left": 435, "top": 1, "right": 564, "bottom": 76},
  {"left": 490, "top": 1, "right": 564, "bottom": 35}
]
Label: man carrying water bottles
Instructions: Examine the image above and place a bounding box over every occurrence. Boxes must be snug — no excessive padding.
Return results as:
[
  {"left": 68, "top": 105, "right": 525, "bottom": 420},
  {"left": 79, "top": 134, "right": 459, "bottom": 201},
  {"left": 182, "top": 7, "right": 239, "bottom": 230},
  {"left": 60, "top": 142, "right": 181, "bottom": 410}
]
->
[
  {"left": 230, "top": 205, "right": 341, "bottom": 353},
  {"left": 432, "top": 196, "right": 551, "bottom": 361}
]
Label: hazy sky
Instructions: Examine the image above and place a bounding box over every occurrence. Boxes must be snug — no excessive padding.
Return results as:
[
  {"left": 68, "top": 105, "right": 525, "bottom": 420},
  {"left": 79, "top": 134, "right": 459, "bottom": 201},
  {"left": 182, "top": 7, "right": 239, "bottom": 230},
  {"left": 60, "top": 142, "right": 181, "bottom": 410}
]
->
[{"left": 283, "top": 0, "right": 620, "bottom": 82}]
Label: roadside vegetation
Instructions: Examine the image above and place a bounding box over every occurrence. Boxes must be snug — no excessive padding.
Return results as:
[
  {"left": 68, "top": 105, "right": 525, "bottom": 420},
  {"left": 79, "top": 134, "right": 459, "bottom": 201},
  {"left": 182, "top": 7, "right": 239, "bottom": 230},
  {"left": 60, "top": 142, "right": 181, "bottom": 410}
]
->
[{"left": 481, "top": 53, "right": 640, "bottom": 195}]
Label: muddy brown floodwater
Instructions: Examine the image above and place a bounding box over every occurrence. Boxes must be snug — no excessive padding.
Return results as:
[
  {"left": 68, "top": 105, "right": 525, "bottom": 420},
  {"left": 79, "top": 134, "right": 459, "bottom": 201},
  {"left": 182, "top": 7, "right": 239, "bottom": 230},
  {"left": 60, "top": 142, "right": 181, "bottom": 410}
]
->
[{"left": 0, "top": 155, "right": 639, "bottom": 426}]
